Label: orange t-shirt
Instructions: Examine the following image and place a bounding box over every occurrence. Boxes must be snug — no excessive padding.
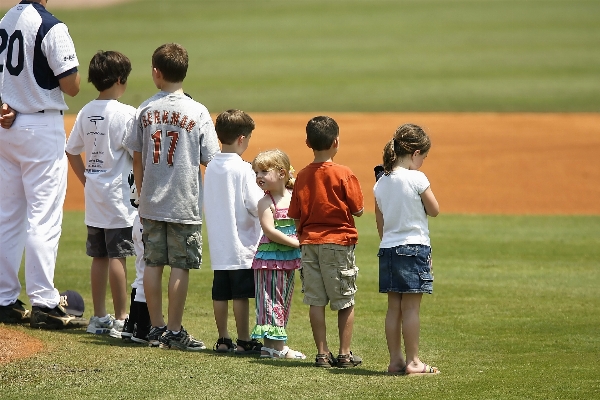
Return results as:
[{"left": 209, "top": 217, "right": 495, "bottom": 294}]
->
[{"left": 288, "top": 162, "right": 364, "bottom": 245}]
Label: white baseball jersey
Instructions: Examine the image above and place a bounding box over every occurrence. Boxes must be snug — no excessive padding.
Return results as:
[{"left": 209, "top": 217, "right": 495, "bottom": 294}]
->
[
  {"left": 66, "top": 99, "right": 137, "bottom": 229},
  {"left": 0, "top": 1, "right": 78, "bottom": 113}
]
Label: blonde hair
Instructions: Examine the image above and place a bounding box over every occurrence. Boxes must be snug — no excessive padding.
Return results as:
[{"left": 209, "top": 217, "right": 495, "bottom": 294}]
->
[
  {"left": 382, "top": 123, "right": 431, "bottom": 175},
  {"left": 252, "top": 149, "right": 295, "bottom": 189}
]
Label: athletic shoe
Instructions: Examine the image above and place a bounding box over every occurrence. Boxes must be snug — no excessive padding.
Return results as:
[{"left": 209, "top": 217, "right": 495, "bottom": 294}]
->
[
  {"left": 0, "top": 299, "right": 31, "bottom": 324},
  {"left": 147, "top": 326, "right": 168, "bottom": 347},
  {"left": 86, "top": 315, "right": 115, "bottom": 335},
  {"left": 30, "top": 305, "right": 88, "bottom": 330},
  {"left": 159, "top": 326, "right": 206, "bottom": 351},
  {"left": 109, "top": 318, "right": 126, "bottom": 338},
  {"left": 131, "top": 322, "right": 151, "bottom": 345},
  {"left": 121, "top": 317, "right": 134, "bottom": 342}
]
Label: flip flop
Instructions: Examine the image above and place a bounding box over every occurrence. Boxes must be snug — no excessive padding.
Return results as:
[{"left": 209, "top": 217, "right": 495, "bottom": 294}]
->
[{"left": 406, "top": 363, "right": 440, "bottom": 376}]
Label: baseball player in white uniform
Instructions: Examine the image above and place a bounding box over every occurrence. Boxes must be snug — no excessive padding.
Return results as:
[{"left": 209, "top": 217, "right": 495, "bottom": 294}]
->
[{"left": 0, "top": 0, "right": 87, "bottom": 329}]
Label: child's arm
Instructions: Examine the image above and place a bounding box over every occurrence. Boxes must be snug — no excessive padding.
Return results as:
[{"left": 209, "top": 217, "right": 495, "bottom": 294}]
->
[
  {"left": 66, "top": 152, "right": 86, "bottom": 186},
  {"left": 257, "top": 198, "right": 300, "bottom": 248},
  {"left": 375, "top": 202, "right": 384, "bottom": 240},
  {"left": 133, "top": 151, "right": 144, "bottom": 198},
  {"left": 421, "top": 187, "right": 439, "bottom": 217}
]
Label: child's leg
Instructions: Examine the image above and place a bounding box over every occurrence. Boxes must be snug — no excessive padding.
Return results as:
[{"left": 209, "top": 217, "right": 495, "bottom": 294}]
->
[
  {"left": 309, "top": 305, "right": 329, "bottom": 355},
  {"left": 90, "top": 257, "right": 109, "bottom": 317},
  {"left": 233, "top": 298, "right": 250, "bottom": 342},
  {"left": 213, "top": 300, "right": 230, "bottom": 340},
  {"left": 108, "top": 257, "right": 128, "bottom": 320},
  {"left": 401, "top": 293, "right": 431, "bottom": 373},
  {"left": 143, "top": 265, "right": 165, "bottom": 327},
  {"left": 337, "top": 304, "right": 355, "bottom": 356},
  {"left": 385, "top": 292, "right": 405, "bottom": 373},
  {"left": 166, "top": 267, "right": 189, "bottom": 331}
]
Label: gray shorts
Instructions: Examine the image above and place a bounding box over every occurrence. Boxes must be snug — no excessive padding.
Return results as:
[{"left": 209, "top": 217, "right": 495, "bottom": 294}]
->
[
  {"left": 300, "top": 243, "right": 358, "bottom": 311},
  {"left": 86, "top": 226, "right": 135, "bottom": 259},
  {"left": 141, "top": 219, "right": 202, "bottom": 270}
]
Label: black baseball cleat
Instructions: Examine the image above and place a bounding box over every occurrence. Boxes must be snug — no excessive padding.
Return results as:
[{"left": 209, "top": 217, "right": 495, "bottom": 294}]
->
[
  {"left": 0, "top": 299, "right": 31, "bottom": 324},
  {"left": 30, "top": 304, "right": 88, "bottom": 330}
]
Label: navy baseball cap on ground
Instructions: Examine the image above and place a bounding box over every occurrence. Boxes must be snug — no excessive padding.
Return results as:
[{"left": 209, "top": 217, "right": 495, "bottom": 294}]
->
[{"left": 59, "top": 290, "right": 85, "bottom": 317}]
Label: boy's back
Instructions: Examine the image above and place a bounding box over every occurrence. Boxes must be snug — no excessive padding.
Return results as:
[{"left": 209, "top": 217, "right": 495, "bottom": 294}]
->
[
  {"left": 289, "top": 161, "right": 363, "bottom": 245},
  {"left": 126, "top": 92, "right": 219, "bottom": 224},
  {"left": 204, "top": 153, "right": 263, "bottom": 270},
  {"left": 66, "top": 99, "right": 136, "bottom": 228}
]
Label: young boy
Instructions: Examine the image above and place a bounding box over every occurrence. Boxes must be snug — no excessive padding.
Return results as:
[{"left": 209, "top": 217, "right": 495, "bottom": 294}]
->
[
  {"left": 288, "top": 116, "right": 365, "bottom": 368},
  {"left": 204, "top": 109, "right": 265, "bottom": 354},
  {"left": 66, "top": 50, "right": 137, "bottom": 338},
  {"left": 123, "top": 43, "right": 219, "bottom": 351}
]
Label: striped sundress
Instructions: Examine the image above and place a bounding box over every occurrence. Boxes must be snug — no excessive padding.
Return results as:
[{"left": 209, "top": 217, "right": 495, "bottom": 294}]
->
[{"left": 250, "top": 192, "right": 301, "bottom": 341}]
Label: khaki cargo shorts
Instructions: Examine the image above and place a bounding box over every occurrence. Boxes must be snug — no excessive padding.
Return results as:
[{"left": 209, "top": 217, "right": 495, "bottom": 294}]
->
[
  {"left": 142, "top": 219, "right": 202, "bottom": 270},
  {"left": 300, "top": 243, "right": 358, "bottom": 311}
]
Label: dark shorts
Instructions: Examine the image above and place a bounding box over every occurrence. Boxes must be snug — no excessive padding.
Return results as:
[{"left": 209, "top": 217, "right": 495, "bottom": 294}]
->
[
  {"left": 377, "top": 244, "right": 433, "bottom": 294},
  {"left": 86, "top": 226, "right": 135, "bottom": 258},
  {"left": 142, "top": 219, "right": 202, "bottom": 270},
  {"left": 212, "top": 269, "right": 255, "bottom": 301}
]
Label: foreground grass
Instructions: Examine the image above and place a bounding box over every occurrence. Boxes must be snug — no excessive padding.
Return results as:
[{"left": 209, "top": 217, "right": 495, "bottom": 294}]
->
[
  {"left": 1, "top": 213, "right": 599, "bottom": 399},
  {"left": 4, "top": 0, "right": 597, "bottom": 113}
]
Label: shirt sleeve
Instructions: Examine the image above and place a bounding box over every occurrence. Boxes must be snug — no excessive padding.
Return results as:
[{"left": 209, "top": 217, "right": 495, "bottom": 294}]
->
[
  {"left": 199, "top": 118, "right": 220, "bottom": 164},
  {"left": 65, "top": 114, "right": 84, "bottom": 155},
  {"left": 43, "top": 23, "right": 78, "bottom": 76},
  {"left": 413, "top": 171, "right": 431, "bottom": 195},
  {"left": 343, "top": 172, "right": 364, "bottom": 214}
]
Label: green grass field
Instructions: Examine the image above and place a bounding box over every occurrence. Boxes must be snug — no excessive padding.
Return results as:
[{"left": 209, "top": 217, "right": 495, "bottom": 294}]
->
[
  {"left": 1, "top": 212, "right": 599, "bottom": 399},
  {"left": 2, "top": 0, "right": 598, "bottom": 113}
]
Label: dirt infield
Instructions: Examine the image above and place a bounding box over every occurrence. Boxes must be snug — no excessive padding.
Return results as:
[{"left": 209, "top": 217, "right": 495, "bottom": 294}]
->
[{"left": 62, "top": 112, "right": 600, "bottom": 215}]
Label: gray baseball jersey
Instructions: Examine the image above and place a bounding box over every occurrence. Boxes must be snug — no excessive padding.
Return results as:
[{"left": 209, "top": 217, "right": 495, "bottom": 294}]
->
[{"left": 123, "top": 91, "right": 219, "bottom": 224}]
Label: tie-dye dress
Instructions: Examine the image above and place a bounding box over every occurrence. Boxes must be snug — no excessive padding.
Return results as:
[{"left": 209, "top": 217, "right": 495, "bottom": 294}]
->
[{"left": 250, "top": 192, "right": 301, "bottom": 341}]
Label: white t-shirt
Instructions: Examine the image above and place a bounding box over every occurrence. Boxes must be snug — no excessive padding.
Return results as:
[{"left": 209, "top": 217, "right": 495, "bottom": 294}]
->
[
  {"left": 0, "top": 2, "right": 78, "bottom": 113},
  {"left": 66, "top": 99, "right": 136, "bottom": 228},
  {"left": 374, "top": 168, "right": 431, "bottom": 247},
  {"left": 204, "top": 153, "right": 264, "bottom": 270}
]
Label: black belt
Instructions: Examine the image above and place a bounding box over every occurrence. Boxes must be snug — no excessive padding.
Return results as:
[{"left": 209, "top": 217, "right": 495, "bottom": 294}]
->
[{"left": 38, "top": 110, "right": 64, "bottom": 115}]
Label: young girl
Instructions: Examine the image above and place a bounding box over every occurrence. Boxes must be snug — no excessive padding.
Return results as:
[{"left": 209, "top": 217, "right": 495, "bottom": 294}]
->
[
  {"left": 250, "top": 149, "right": 306, "bottom": 359},
  {"left": 373, "top": 123, "right": 440, "bottom": 375}
]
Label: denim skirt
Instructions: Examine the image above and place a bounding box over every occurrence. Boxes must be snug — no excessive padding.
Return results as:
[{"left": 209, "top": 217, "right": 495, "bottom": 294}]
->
[{"left": 377, "top": 244, "right": 433, "bottom": 294}]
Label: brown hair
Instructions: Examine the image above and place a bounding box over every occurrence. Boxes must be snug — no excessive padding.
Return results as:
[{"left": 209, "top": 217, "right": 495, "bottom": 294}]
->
[
  {"left": 88, "top": 50, "right": 131, "bottom": 92},
  {"left": 215, "top": 109, "right": 255, "bottom": 145},
  {"left": 306, "top": 116, "right": 339, "bottom": 151},
  {"left": 252, "top": 149, "right": 295, "bottom": 189},
  {"left": 152, "top": 43, "right": 188, "bottom": 83},
  {"left": 382, "top": 123, "right": 431, "bottom": 174}
]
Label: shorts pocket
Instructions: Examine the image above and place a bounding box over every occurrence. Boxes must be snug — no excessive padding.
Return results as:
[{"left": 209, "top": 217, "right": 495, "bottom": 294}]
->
[
  {"left": 377, "top": 248, "right": 384, "bottom": 257},
  {"left": 185, "top": 231, "right": 202, "bottom": 265},
  {"left": 419, "top": 267, "right": 433, "bottom": 292},
  {"left": 339, "top": 267, "right": 358, "bottom": 296}
]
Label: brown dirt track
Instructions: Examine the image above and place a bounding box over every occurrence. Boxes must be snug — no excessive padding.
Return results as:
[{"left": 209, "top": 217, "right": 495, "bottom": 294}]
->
[
  {"left": 2, "top": 112, "right": 599, "bottom": 365},
  {"left": 62, "top": 112, "right": 600, "bottom": 215}
]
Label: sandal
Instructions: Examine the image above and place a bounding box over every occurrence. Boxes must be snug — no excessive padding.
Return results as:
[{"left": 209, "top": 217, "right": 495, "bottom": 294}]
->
[
  {"left": 314, "top": 352, "right": 336, "bottom": 368},
  {"left": 235, "top": 338, "right": 263, "bottom": 355},
  {"left": 406, "top": 363, "right": 440, "bottom": 376},
  {"left": 336, "top": 351, "right": 362, "bottom": 368},
  {"left": 261, "top": 346, "right": 306, "bottom": 359},
  {"left": 213, "top": 337, "right": 235, "bottom": 353}
]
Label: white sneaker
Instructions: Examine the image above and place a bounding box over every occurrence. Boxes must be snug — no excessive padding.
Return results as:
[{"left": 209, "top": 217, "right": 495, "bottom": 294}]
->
[
  {"left": 109, "top": 318, "right": 126, "bottom": 338},
  {"left": 86, "top": 315, "right": 114, "bottom": 334}
]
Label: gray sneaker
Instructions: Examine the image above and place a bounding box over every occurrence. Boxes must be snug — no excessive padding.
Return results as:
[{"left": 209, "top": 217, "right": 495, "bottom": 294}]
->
[
  {"left": 30, "top": 305, "right": 88, "bottom": 330},
  {"left": 147, "top": 326, "right": 168, "bottom": 347},
  {"left": 109, "top": 318, "right": 126, "bottom": 338},
  {"left": 86, "top": 315, "right": 114, "bottom": 335},
  {"left": 159, "top": 326, "right": 206, "bottom": 351}
]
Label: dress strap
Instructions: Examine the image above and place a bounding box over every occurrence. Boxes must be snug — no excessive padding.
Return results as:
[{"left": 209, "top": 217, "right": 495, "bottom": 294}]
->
[{"left": 267, "top": 192, "right": 278, "bottom": 212}]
